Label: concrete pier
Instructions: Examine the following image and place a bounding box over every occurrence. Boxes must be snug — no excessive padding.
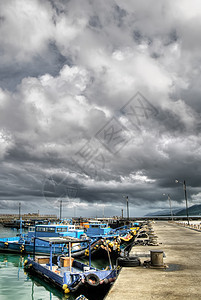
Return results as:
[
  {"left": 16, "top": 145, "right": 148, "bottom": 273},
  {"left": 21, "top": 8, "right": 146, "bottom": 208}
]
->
[{"left": 105, "top": 221, "right": 201, "bottom": 300}]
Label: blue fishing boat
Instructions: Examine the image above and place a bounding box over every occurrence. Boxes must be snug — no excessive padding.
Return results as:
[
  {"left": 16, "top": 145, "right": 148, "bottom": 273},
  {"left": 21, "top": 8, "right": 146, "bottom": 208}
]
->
[
  {"left": 24, "top": 237, "right": 119, "bottom": 295},
  {"left": 84, "top": 223, "right": 141, "bottom": 259},
  {"left": 0, "top": 223, "right": 87, "bottom": 255},
  {"left": 0, "top": 222, "right": 117, "bottom": 256},
  {"left": 85, "top": 223, "right": 113, "bottom": 237},
  {"left": 0, "top": 221, "right": 140, "bottom": 259},
  {"left": 85, "top": 222, "right": 140, "bottom": 242}
]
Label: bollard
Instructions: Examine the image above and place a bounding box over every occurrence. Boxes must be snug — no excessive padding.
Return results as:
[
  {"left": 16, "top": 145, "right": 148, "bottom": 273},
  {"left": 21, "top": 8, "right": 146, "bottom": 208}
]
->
[{"left": 150, "top": 250, "right": 164, "bottom": 267}]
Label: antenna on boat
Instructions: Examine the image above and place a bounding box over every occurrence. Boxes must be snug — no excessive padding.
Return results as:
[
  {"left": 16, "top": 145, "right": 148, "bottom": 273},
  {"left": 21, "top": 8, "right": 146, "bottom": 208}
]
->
[
  {"left": 89, "top": 242, "right": 91, "bottom": 268},
  {"left": 19, "top": 202, "right": 21, "bottom": 220},
  {"left": 69, "top": 241, "right": 72, "bottom": 273},
  {"left": 19, "top": 202, "right": 23, "bottom": 236}
]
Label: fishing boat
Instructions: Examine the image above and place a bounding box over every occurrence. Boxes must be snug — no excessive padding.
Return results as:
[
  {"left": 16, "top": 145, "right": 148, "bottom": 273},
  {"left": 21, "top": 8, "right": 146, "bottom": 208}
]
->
[
  {"left": 24, "top": 236, "right": 119, "bottom": 295},
  {"left": 85, "top": 224, "right": 141, "bottom": 259},
  {"left": 0, "top": 222, "right": 117, "bottom": 256},
  {"left": 3, "top": 219, "right": 33, "bottom": 229},
  {"left": 0, "top": 223, "right": 87, "bottom": 255},
  {"left": 0, "top": 221, "right": 140, "bottom": 259}
]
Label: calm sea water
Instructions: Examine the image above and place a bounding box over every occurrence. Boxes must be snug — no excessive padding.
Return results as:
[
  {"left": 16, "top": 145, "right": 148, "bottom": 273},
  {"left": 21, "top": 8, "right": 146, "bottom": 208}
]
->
[{"left": 0, "top": 225, "right": 110, "bottom": 300}]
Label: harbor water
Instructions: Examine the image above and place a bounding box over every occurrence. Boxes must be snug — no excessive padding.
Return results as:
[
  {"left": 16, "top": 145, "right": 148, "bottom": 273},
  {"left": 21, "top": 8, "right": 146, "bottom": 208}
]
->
[{"left": 0, "top": 225, "right": 111, "bottom": 300}]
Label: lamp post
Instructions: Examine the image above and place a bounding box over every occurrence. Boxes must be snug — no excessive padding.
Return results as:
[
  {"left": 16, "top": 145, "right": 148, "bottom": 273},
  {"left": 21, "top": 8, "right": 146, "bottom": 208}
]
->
[
  {"left": 163, "top": 194, "right": 173, "bottom": 221},
  {"left": 123, "top": 195, "right": 129, "bottom": 220},
  {"left": 175, "top": 179, "right": 190, "bottom": 225}
]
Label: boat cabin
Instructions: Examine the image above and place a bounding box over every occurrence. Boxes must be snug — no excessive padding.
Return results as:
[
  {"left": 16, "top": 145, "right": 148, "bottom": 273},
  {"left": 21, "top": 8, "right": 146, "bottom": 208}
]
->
[
  {"left": 28, "top": 224, "right": 85, "bottom": 239},
  {"left": 86, "top": 223, "right": 112, "bottom": 237}
]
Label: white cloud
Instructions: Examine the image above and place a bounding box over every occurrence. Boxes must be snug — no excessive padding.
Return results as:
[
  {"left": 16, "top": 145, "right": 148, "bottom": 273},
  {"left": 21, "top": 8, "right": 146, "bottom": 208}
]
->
[
  {"left": 173, "top": 0, "right": 201, "bottom": 20},
  {"left": 0, "top": 0, "right": 54, "bottom": 62},
  {"left": 0, "top": 129, "right": 13, "bottom": 159}
]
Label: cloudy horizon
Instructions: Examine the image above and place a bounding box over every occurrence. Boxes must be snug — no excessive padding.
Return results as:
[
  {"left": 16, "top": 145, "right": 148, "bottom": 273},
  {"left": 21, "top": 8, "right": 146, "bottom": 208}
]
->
[{"left": 0, "top": 0, "right": 201, "bottom": 218}]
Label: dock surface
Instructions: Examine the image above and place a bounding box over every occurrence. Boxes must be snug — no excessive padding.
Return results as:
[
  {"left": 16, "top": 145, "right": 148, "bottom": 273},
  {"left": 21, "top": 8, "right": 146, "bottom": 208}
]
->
[{"left": 105, "top": 221, "right": 201, "bottom": 300}]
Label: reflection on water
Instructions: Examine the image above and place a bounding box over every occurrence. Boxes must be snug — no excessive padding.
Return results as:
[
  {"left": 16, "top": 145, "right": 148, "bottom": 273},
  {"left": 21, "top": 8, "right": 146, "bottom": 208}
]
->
[
  {"left": 0, "top": 252, "right": 110, "bottom": 300},
  {"left": 0, "top": 226, "right": 111, "bottom": 300},
  {"left": 0, "top": 253, "right": 61, "bottom": 300},
  {"left": 0, "top": 225, "right": 72, "bottom": 300}
]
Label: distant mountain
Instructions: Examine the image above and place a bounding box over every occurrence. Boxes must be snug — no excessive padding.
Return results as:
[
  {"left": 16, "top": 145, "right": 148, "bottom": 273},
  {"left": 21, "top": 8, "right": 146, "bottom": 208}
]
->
[
  {"left": 144, "top": 208, "right": 181, "bottom": 217},
  {"left": 145, "top": 204, "right": 201, "bottom": 217},
  {"left": 176, "top": 204, "right": 201, "bottom": 216}
]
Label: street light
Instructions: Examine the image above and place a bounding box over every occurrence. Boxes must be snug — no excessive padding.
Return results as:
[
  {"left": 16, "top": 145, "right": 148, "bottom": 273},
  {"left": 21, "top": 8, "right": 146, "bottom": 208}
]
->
[
  {"left": 175, "top": 179, "right": 190, "bottom": 225},
  {"left": 163, "top": 193, "right": 173, "bottom": 221},
  {"left": 123, "top": 195, "right": 129, "bottom": 219}
]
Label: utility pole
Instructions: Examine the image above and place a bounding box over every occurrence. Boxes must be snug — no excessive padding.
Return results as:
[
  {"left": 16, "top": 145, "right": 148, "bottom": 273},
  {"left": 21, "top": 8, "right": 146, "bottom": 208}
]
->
[
  {"left": 19, "top": 202, "right": 21, "bottom": 220},
  {"left": 59, "top": 200, "right": 62, "bottom": 221},
  {"left": 126, "top": 196, "right": 129, "bottom": 219},
  {"left": 175, "top": 179, "right": 190, "bottom": 225},
  {"left": 123, "top": 195, "right": 129, "bottom": 220}
]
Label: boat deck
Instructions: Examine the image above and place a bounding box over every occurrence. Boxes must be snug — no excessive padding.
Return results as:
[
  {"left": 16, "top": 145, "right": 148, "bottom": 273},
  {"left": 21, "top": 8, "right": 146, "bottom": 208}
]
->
[{"left": 41, "top": 264, "right": 92, "bottom": 277}]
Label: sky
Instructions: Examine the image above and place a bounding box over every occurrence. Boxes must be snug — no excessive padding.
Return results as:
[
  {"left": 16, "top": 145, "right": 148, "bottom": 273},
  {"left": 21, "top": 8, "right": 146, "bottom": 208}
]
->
[{"left": 0, "top": 0, "right": 201, "bottom": 218}]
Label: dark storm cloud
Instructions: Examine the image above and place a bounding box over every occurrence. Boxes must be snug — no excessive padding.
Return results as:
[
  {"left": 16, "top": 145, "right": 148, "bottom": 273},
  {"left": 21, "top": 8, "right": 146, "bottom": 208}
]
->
[
  {"left": 0, "top": 43, "right": 70, "bottom": 91},
  {"left": 0, "top": 0, "right": 201, "bottom": 216}
]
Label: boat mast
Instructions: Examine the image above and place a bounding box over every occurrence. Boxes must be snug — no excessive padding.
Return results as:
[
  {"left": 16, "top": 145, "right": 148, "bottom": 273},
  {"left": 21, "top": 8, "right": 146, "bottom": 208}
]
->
[{"left": 69, "top": 241, "right": 71, "bottom": 272}]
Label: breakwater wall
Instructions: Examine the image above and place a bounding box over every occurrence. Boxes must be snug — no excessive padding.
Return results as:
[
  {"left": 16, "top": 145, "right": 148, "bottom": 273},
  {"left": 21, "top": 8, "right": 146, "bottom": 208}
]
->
[{"left": 0, "top": 214, "right": 57, "bottom": 223}]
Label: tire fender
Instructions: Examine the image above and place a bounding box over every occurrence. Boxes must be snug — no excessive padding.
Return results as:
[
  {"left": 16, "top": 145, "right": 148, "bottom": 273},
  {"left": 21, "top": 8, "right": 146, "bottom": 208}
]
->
[
  {"left": 85, "top": 273, "right": 100, "bottom": 287},
  {"left": 117, "top": 257, "right": 141, "bottom": 267}
]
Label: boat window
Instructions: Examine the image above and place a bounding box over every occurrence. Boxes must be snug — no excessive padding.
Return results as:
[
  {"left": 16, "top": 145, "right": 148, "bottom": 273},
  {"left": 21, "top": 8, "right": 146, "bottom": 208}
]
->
[
  {"left": 68, "top": 226, "right": 75, "bottom": 231},
  {"left": 57, "top": 227, "right": 68, "bottom": 232},
  {"left": 101, "top": 225, "right": 107, "bottom": 228},
  {"left": 36, "top": 227, "right": 46, "bottom": 232},
  {"left": 28, "top": 227, "right": 35, "bottom": 232},
  {"left": 46, "top": 227, "right": 55, "bottom": 232},
  {"left": 36, "top": 227, "right": 55, "bottom": 232},
  {"left": 91, "top": 225, "right": 99, "bottom": 228}
]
